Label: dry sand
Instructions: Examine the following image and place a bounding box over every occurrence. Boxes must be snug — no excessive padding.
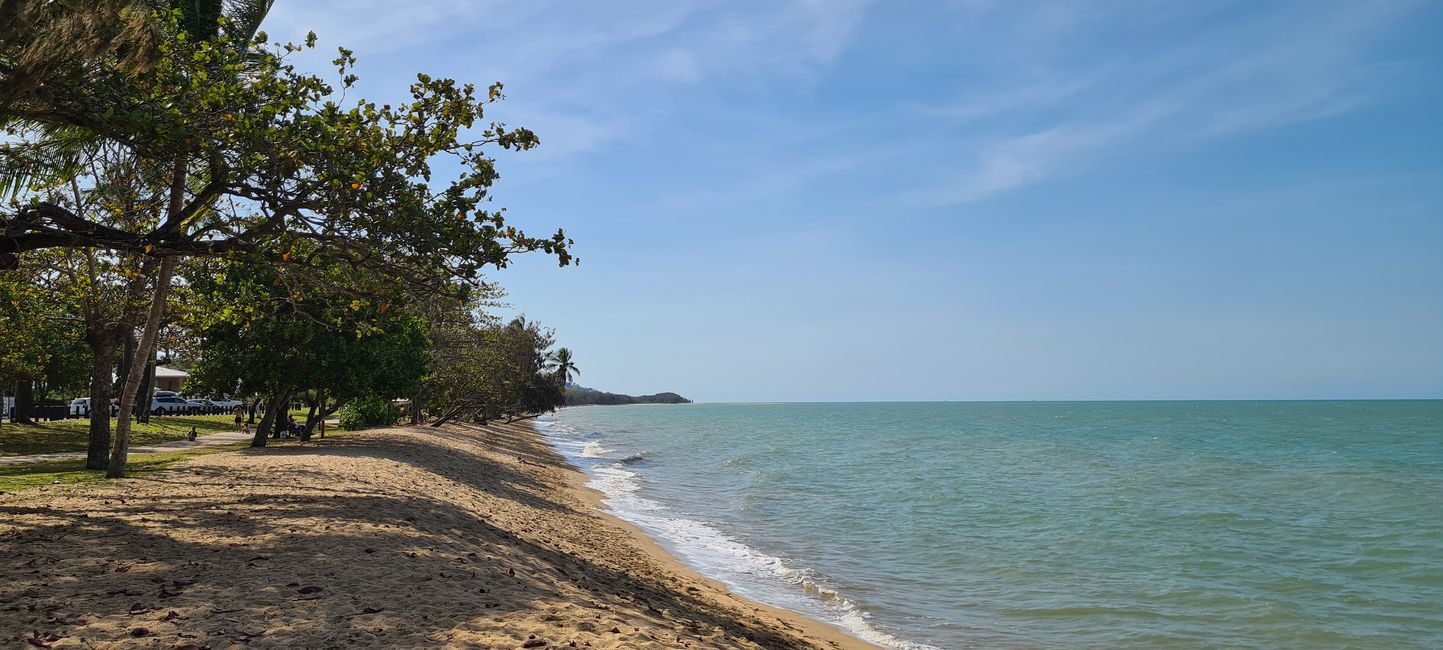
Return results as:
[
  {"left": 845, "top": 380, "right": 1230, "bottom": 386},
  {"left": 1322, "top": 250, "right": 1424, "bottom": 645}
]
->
[{"left": 1, "top": 421, "right": 876, "bottom": 649}]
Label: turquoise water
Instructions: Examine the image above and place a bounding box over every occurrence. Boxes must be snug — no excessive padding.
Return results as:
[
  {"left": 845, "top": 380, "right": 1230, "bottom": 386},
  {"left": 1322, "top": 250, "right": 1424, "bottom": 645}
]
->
[{"left": 538, "top": 401, "right": 1443, "bottom": 649}]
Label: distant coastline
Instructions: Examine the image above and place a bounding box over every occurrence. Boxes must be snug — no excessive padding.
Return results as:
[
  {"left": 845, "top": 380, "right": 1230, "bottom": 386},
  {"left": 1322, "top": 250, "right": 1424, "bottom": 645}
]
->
[{"left": 565, "top": 385, "right": 692, "bottom": 406}]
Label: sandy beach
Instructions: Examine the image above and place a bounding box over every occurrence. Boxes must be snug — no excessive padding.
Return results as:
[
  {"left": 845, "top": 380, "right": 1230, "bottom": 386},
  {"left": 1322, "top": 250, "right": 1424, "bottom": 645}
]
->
[{"left": 0, "top": 421, "right": 873, "bottom": 649}]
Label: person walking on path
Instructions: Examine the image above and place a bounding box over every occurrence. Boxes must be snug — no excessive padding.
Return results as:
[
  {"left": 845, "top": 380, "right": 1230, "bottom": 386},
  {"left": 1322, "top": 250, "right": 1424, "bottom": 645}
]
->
[{"left": 234, "top": 406, "right": 249, "bottom": 435}]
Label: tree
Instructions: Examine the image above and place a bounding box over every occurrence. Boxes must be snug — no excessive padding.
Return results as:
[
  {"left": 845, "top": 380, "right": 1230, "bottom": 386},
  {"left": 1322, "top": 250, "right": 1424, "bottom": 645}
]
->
[
  {"left": 5, "top": 11, "right": 572, "bottom": 475},
  {"left": 2, "top": 21, "right": 572, "bottom": 277},
  {"left": 0, "top": 265, "right": 51, "bottom": 424},
  {"left": 3, "top": 0, "right": 277, "bottom": 473},
  {"left": 549, "top": 347, "right": 578, "bottom": 386},
  {"left": 0, "top": 0, "right": 163, "bottom": 110},
  {"left": 426, "top": 316, "right": 564, "bottom": 427},
  {"left": 0, "top": 256, "right": 89, "bottom": 424},
  {"left": 184, "top": 258, "right": 430, "bottom": 447},
  {"left": 11, "top": 145, "right": 176, "bottom": 466}
]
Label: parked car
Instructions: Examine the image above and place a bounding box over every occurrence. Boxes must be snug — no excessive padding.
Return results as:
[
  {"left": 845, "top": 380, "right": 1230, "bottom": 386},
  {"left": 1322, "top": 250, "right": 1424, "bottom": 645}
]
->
[
  {"left": 150, "top": 395, "right": 195, "bottom": 415},
  {"left": 68, "top": 397, "right": 119, "bottom": 416},
  {"left": 209, "top": 397, "right": 244, "bottom": 410}
]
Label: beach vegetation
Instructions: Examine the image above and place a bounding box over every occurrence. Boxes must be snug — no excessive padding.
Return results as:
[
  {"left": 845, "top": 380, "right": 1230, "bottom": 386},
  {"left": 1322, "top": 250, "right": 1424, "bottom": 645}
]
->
[
  {"left": 425, "top": 315, "right": 566, "bottom": 427},
  {"left": 338, "top": 396, "right": 402, "bottom": 431},
  {"left": 181, "top": 258, "right": 430, "bottom": 446}
]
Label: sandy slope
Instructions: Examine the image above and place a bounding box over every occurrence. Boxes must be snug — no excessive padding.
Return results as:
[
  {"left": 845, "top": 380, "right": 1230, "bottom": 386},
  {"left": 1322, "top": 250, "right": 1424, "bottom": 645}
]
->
[{"left": 0, "top": 421, "right": 873, "bottom": 649}]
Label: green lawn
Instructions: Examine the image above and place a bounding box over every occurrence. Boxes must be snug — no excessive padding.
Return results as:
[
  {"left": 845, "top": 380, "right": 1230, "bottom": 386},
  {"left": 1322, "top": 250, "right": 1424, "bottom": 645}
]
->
[
  {"left": 0, "top": 415, "right": 238, "bottom": 457},
  {"left": 0, "top": 447, "right": 241, "bottom": 492},
  {"left": 0, "top": 428, "right": 355, "bottom": 493}
]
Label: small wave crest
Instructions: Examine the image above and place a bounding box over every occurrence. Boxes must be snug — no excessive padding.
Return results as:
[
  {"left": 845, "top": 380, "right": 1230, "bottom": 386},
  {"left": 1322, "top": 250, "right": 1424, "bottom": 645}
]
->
[
  {"left": 580, "top": 441, "right": 614, "bottom": 458},
  {"left": 538, "top": 419, "right": 938, "bottom": 650}
]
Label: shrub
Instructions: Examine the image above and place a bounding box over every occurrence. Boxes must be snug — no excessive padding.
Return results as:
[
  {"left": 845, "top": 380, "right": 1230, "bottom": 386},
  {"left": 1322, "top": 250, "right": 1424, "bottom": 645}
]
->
[{"left": 338, "top": 397, "right": 400, "bottom": 431}]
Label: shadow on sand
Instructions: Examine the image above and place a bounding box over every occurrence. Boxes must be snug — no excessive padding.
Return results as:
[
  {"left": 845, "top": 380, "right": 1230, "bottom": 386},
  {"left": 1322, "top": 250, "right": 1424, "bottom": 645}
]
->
[{"left": 0, "top": 424, "right": 831, "bottom": 649}]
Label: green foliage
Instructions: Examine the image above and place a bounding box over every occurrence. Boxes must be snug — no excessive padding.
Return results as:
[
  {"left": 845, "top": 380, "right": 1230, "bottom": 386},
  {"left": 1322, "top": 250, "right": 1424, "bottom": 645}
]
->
[
  {"left": 548, "top": 346, "right": 579, "bottom": 386},
  {"left": 4, "top": 7, "right": 580, "bottom": 456},
  {"left": 0, "top": 259, "right": 92, "bottom": 396},
  {"left": 337, "top": 396, "right": 399, "bottom": 431},
  {"left": 0, "top": 268, "right": 50, "bottom": 383},
  {"left": 182, "top": 258, "right": 431, "bottom": 407},
  {"left": 4, "top": 13, "right": 573, "bottom": 286},
  {"left": 424, "top": 315, "right": 566, "bottom": 424}
]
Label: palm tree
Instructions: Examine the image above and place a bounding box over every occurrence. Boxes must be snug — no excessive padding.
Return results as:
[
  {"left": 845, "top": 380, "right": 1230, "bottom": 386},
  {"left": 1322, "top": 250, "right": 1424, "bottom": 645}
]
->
[{"left": 549, "top": 347, "right": 579, "bottom": 386}]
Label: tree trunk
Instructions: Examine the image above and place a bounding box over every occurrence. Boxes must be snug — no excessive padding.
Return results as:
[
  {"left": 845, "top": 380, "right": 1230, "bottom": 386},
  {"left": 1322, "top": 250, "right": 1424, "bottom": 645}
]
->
[
  {"left": 431, "top": 405, "right": 465, "bottom": 427},
  {"left": 12, "top": 378, "right": 34, "bottom": 424},
  {"left": 300, "top": 388, "right": 323, "bottom": 441},
  {"left": 107, "top": 255, "right": 176, "bottom": 478},
  {"left": 108, "top": 156, "right": 187, "bottom": 478},
  {"left": 117, "top": 333, "right": 134, "bottom": 409},
  {"left": 410, "top": 390, "right": 424, "bottom": 425},
  {"left": 319, "top": 398, "right": 346, "bottom": 438},
  {"left": 85, "top": 333, "right": 119, "bottom": 470},
  {"left": 252, "top": 384, "right": 294, "bottom": 448},
  {"left": 247, "top": 396, "right": 260, "bottom": 424},
  {"left": 135, "top": 355, "right": 155, "bottom": 423}
]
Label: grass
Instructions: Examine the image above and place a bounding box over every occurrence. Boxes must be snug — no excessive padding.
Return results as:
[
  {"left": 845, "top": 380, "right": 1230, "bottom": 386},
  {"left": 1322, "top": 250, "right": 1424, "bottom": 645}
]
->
[
  {"left": 0, "top": 415, "right": 238, "bottom": 457},
  {"left": 0, "top": 425, "right": 360, "bottom": 493},
  {"left": 0, "top": 444, "right": 246, "bottom": 493}
]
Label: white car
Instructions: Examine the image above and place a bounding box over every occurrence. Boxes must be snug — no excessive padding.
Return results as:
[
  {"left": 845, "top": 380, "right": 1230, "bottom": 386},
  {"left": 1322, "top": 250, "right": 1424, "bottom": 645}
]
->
[
  {"left": 150, "top": 395, "right": 195, "bottom": 415},
  {"left": 68, "top": 397, "right": 119, "bottom": 416},
  {"left": 209, "top": 397, "right": 244, "bottom": 409}
]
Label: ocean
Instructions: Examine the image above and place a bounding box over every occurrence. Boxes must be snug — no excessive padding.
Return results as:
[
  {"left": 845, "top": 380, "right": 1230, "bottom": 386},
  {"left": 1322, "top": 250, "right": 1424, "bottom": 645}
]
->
[{"left": 537, "top": 401, "right": 1443, "bottom": 649}]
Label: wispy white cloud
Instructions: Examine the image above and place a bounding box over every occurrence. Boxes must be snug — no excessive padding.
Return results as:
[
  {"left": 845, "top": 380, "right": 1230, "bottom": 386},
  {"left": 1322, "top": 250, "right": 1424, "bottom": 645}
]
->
[
  {"left": 268, "top": 1, "right": 877, "bottom": 163},
  {"left": 267, "top": 0, "right": 1423, "bottom": 207},
  {"left": 912, "top": 0, "right": 1426, "bottom": 206},
  {"left": 909, "top": 101, "right": 1176, "bottom": 205}
]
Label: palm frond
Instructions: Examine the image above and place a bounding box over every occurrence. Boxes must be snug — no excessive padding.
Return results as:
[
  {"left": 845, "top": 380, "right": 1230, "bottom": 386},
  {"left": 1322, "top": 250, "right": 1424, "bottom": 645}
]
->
[
  {"left": 0, "top": 125, "right": 97, "bottom": 199},
  {"left": 173, "top": 0, "right": 224, "bottom": 40},
  {"left": 222, "top": 0, "right": 274, "bottom": 46}
]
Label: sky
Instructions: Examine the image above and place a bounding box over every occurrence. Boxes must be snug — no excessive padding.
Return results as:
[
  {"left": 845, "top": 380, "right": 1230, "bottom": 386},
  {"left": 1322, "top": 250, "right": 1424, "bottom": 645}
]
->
[{"left": 267, "top": 0, "right": 1443, "bottom": 402}]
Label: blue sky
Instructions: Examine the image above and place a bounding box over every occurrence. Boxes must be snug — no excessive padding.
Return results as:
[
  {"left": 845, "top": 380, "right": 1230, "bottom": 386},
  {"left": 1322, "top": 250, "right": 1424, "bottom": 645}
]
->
[{"left": 269, "top": 1, "right": 1443, "bottom": 402}]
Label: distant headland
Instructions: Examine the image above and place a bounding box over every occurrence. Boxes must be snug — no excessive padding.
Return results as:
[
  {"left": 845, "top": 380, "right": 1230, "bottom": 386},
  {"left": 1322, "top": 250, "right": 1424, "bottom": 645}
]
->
[{"left": 564, "top": 385, "right": 692, "bottom": 406}]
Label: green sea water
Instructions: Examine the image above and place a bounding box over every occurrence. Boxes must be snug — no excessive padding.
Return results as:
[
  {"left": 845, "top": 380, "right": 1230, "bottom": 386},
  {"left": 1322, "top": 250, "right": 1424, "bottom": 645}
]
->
[{"left": 539, "top": 401, "right": 1443, "bottom": 649}]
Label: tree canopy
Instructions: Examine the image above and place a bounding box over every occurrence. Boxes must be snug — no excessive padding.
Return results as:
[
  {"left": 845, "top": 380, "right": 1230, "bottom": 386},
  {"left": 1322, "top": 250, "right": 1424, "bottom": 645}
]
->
[
  {"left": 2, "top": 4, "right": 581, "bottom": 475},
  {"left": 3, "top": 11, "right": 572, "bottom": 289}
]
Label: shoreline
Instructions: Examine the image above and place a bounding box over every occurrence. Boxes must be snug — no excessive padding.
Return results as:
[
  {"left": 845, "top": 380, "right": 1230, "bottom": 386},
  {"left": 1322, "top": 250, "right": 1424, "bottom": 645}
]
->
[
  {"left": 0, "top": 421, "right": 876, "bottom": 649},
  {"left": 513, "top": 419, "right": 879, "bottom": 650}
]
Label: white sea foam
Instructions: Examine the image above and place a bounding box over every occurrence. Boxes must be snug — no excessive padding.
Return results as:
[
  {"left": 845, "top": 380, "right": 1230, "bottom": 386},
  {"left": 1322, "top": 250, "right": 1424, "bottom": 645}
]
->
[
  {"left": 580, "top": 441, "right": 614, "bottom": 458},
  {"left": 536, "top": 415, "right": 939, "bottom": 650}
]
